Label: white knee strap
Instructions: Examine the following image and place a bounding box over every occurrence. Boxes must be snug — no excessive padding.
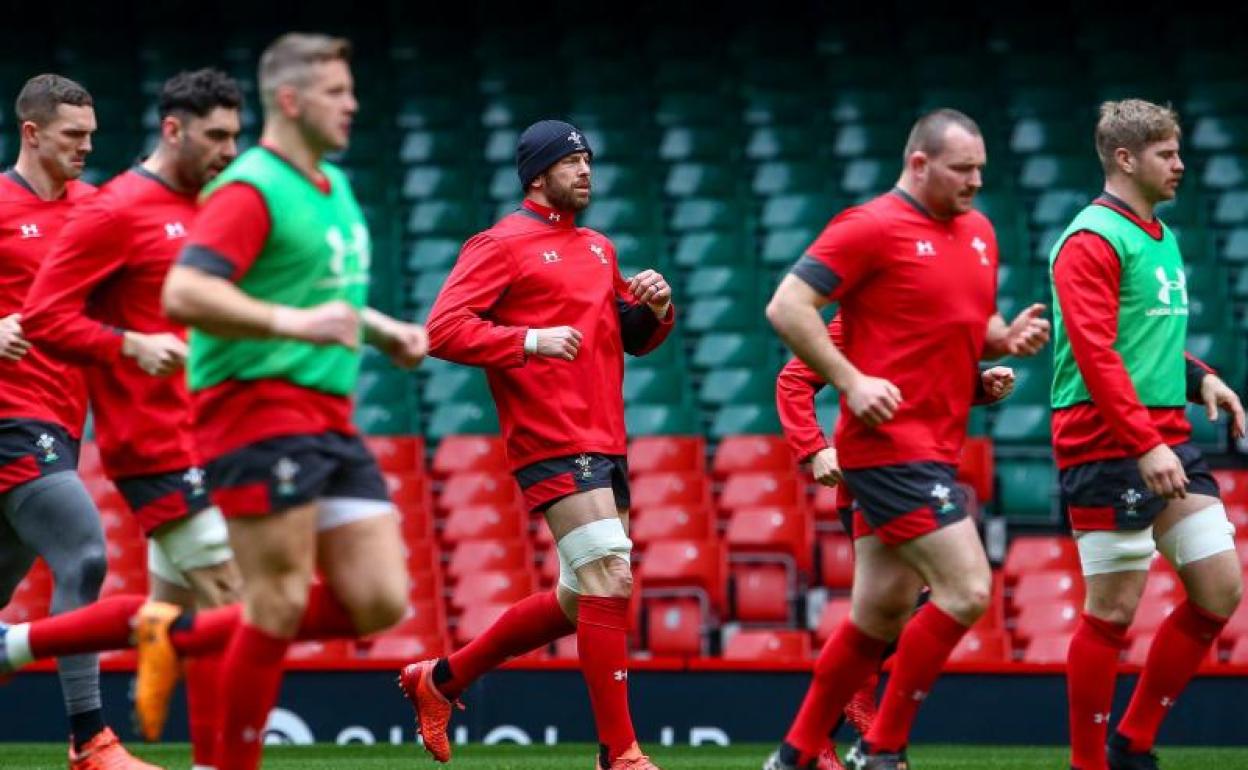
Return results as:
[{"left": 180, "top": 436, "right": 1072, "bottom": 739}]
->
[
  {"left": 1156, "top": 503, "right": 1236, "bottom": 569},
  {"left": 149, "top": 506, "right": 234, "bottom": 587},
  {"left": 1074, "top": 527, "right": 1156, "bottom": 576},
  {"left": 556, "top": 517, "right": 632, "bottom": 595}
]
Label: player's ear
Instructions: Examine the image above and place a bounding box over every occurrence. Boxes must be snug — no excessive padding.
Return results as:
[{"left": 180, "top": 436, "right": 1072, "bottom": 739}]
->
[
  {"left": 20, "top": 120, "right": 41, "bottom": 148},
  {"left": 274, "top": 84, "right": 301, "bottom": 119},
  {"left": 1115, "top": 147, "right": 1134, "bottom": 175},
  {"left": 161, "top": 114, "right": 183, "bottom": 146}
]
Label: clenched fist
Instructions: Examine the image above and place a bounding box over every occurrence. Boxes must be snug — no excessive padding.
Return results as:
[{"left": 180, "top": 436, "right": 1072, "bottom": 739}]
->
[
  {"left": 271, "top": 301, "right": 360, "bottom": 348},
  {"left": 122, "top": 331, "right": 187, "bottom": 376},
  {"left": 0, "top": 313, "right": 31, "bottom": 363},
  {"left": 532, "top": 326, "right": 583, "bottom": 361}
]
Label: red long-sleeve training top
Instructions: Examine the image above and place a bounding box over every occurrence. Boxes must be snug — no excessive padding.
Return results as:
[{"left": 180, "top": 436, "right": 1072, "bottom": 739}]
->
[{"left": 426, "top": 199, "right": 675, "bottom": 471}]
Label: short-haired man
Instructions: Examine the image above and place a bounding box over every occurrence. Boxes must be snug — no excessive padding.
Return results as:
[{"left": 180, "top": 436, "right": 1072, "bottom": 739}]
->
[
  {"left": 1051, "top": 99, "right": 1244, "bottom": 770},
  {"left": 765, "top": 109, "right": 1048, "bottom": 770},
  {"left": 0, "top": 74, "right": 158, "bottom": 768}
]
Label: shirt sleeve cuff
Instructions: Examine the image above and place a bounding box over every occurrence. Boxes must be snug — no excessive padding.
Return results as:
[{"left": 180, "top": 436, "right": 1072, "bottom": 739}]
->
[
  {"left": 790, "top": 255, "right": 842, "bottom": 297},
  {"left": 178, "top": 244, "right": 237, "bottom": 280}
]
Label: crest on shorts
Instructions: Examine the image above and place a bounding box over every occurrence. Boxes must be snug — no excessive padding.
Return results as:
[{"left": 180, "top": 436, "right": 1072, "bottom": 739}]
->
[
  {"left": 183, "top": 467, "right": 207, "bottom": 497},
  {"left": 274, "top": 457, "right": 300, "bottom": 497},
  {"left": 1122, "top": 488, "right": 1142, "bottom": 517},
  {"left": 929, "top": 483, "right": 956, "bottom": 515},
  {"left": 575, "top": 454, "right": 593, "bottom": 480},
  {"left": 34, "top": 433, "right": 58, "bottom": 464}
]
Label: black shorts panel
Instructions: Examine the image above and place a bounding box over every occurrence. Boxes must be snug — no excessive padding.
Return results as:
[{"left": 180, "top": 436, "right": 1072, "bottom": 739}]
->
[
  {"left": 115, "top": 466, "right": 214, "bottom": 533},
  {"left": 841, "top": 462, "right": 968, "bottom": 545},
  {"left": 514, "top": 453, "right": 630, "bottom": 513},
  {"left": 1059, "top": 442, "right": 1219, "bottom": 531},
  {"left": 0, "top": 419, "right": 80, "bottom": 494}
]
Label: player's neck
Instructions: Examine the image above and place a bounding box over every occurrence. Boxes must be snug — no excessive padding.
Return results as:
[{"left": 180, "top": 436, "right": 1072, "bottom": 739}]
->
[
  {"left": 1103, "top": 178, "right": 1156, "bottom": 221},
  {"left": 894, "top": 178, "right": 951, "bottom": 221},
  {"left": 141, "top": 148, "right": 192, "bottom": 194},
  {"left": 260, "top": 123, "right": 323, "bottom": 181},
  {"left": 12, "top": 152, "right": 68, "bottom": 201}
]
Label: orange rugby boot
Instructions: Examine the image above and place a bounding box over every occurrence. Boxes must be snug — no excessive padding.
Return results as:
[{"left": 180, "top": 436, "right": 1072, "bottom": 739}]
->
[
  {"left": 131, "top": 601, "right": 183, "bottom": 741},
  {"left": 398, "top": 659, "right": 463, "bottom": 763},
  {"left": 68, "top": 727, "right": 164, "bottom": 769},
  {"left": 596, "top": 742, "right": 662, "bottom": 769}
]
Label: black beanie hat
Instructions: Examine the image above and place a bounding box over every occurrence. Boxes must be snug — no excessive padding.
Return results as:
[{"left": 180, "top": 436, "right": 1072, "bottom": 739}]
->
[{"left": 516, "top": 119, "right": 593, "bottom": 190}]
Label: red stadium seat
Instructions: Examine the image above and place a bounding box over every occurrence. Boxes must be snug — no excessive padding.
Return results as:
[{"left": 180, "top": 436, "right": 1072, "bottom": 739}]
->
[
  {"left": 432, "top": 436, "right": 509, "bottom": 478},
  {"left": 1141, "top": 570, "right": 1182, "bottom": 603},
  {"left": 646, "top": 598, "right": 703, "bottom": 656},
  {"left": 725, "top": 506, "right": 814, "bottom": 573},
  {"left": 454, "top": 603, "right": 510, "bottom": 646},
  {"left": 1004, "top": 537, "right": 1080, "bottom": 584},
  {"left": 719, "top": 472, "right": 804, "bottom": 512},
  {"left": 957, "top": 436, "right": 995, "bottom": 504},
  {"left": 446, "top": 539, "right": 531, "bottom": 581},
  {"left": 386, "top": 471, "right": 430, "bottom": 518},
  {"left": 1022, "top": 633, "right": 1073, "bottom": 664},
  {"left": 630, "top": 473, "right": 710, "bottom": 512},
  {"left": 438, "top": 472, "right": 520, "bottom": 513},
  {"left": 630, "top": 505, "right": 714, "bottom": 547},
  {"left": 1125, "top": 633, "right": 1218, "bottom": 667},
  {"left": 723, "top": 629, "right": 811, "bottom": 662},
  {"left": 1010, "top": 570, "right": 1083, "bottom": 612},
  {"left": 450, "top": 570, "right": 535, "bottom": 612},
  {"left": 731, "top": 564, "right": 791, "bottom": 623},
  {"left": 100, "top": 570, "right": 147, "bottom": 599},
  {"left": 1129, "top": 598, "right": 1180, "bottom": 639},
  {"left": 1212, "top": 470, "right": 1248, "bottom": 506},
  {"left": 287, "top": 640, "right": 353, "bottom": 662},
  {"left": 1227, "top": 505, "right": 1248, "bottom": 532},
  {"left": 1228, "top": 636, "right": 1248, "bottom": 664},
  {"left": 949, "top": 628, "right": 1011, "bottom": 665},
  {"left": 539, "top": 543, "right": 560, "bottom": 587},
  {"left": 1013, "top": 599, "right": 1080, "bottom": 643},
  {"left": 638, "top": 539, "right": 727, "bottom": 613},
  {"left": 811, "top": 484, "right": 843, "bottom": 527},
  {"left": 711, "top": 436, "right": 792, "bottom": 477},
  {"left": 819, "top": 534, "right": 855, "bottom": 589},
  {"left": 979, "top": 572, "right": 1007, "bottom": 632},
  {"left": 404, "top": 540, "right": 437, "bottom": 574},
  {"left": 410, "top": 569, "right": 441, "bottom": 603},
  {"left": 815, "top": 597, "right": 853, "bottom": 644},
  {"left": 400, "top": 501, "right": 433, "bottom": 542},
  {"left": 395, "top": 602, "right": 446, "bottom": 638},
  {"left": 628, "top": 436, "right": 705, "bottom": 475},
  {"left": 552, "top": 635, "right": 579, "bottom": 659},
  {"left": 1222, "top": 598, "right": 1248, "bottom": 643},
  {"left": 359, "top": 634, "right": 446, "bottom": 660},
  {"left": 365, "top": 436, "right": 425, "bottom": 473},
  {"left": 441, "top": 504, "right": 527, "bottom": 543}
]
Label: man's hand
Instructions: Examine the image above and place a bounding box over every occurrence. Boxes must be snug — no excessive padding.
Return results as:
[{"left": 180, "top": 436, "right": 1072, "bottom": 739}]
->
[
  {"left": 1199, "top": 373, "right": 1247, "bottom": 439},
  {"left": 810, "top": 446, "right": 842, "bottom": 487},
  {"left": 533, "top": 326, "right": 583, "bottom": 361},
  {"left": 122, "top": 331, "right": 188, "bottom": 376},
  {"left": 270, "top": 301, "right": 360, "bottom": 348},
  {"left": 981, "top": 366, "right": 1016, "bottom": 402},
  {"left": 1004, "top": 303, "right": 1051, "bottom": 357},
  {"left": 1138, "top": 443, "right": 1189, "bottom": 499},
  {"left": 0, "top": 313, "right": 31, "bottom": 363},
  {"left": 365, "top": 310, "right": 428, "bottom": 368},
  {"left": 845, "top": 373, "right": 902, "bottom": 427},
  {"left": 628, "top": 269, "right": 672, "bottom": 317}
]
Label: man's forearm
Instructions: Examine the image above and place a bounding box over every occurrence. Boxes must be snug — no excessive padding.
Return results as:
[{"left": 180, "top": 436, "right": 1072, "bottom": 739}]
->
[
  {"left": 162, "top": 265, "right": 278, "bottom": 339},
  {"left": 767, "top": 297, "right": 858, "bottom": 390},
  {"left": 982, "top": 313, "right": 1009, "bottom": 360}
]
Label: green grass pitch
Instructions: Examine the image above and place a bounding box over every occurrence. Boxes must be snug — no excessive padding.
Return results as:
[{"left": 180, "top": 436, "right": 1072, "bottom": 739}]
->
[{"left": 3, "top": 743, "right": 1248, "bottom": 769}]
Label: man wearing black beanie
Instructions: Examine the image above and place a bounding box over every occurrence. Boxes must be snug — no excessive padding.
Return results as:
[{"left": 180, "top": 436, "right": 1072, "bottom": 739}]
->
[{"left": 402, "top": 119, "right": 675, "bottom": 770}]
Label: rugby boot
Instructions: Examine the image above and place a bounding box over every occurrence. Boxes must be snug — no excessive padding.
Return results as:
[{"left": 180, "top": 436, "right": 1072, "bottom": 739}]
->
[
  {"left": 762, "top": 742, "right": 845, "bottom": 770},
  {"left": 596, "top": 742, "right": 661, "bottom": 769},
  {"left": 399, "top": 659, "right": 463, "bottom": 763},
  {"left": 1107, "top": 731, "right": 1159, "bottom": 770},
  {"left": 68, "top": 727, "right": 165, "bottom": 770},
  {"left": 132, "top": 602, "right": 183, "bottom": 741},
  {"left": 844, "top": 739, "right": 910, "bottom": 770}
]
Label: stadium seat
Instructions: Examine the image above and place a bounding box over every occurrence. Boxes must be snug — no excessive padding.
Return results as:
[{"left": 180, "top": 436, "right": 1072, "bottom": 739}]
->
[
  {"left": 1009, "top": 570, "right": 1083, "bottom": 611},
  {"left": 446, "top": 539, "right": 531, "bottom": 582},
  {"left": 711, "top": 435, "right": 792, "bottom": 477},
  {"left": 454, "top": 603, "right": 512, "bottom": 646},
  {"left": 1004, "top": 537, "right": 1079, "bottom": 584},
  {"left": 761, "top": 194, "right": 836, "bottom": 230},
  {"left": 438, "top": 472, "right": 521, "bottom": 513},
  {"left": 359, "top": 634, "right": 446, "bottom": 660},
  {"left": 441, "top": 504, "right": 526, "bottom": 544},
  {"left": 387, "top": 471, "right": 430, "bottom": 519},
  {"left": 725, "top": 506, "right": 814, "bottom": 573},
  {"left": 1125, "top": 633, "right": 1218, "bottom": 668},
  {"left": 409, "top": 569, "right": 440, "bottom": 604},
  {"left": 1014, "top": 600, "right": 1081, "bottom": 643},
  {"left": 626, "top": 404, "right": 701, "bottom": 436},
  {"left": 426, "top": 403, "right": 500, "bottom": 440},
  {"left": 646, "top": 598, "right": 703, "bottom": 656},
  {"left": 949, "top": 628, "right": 1011, "bottom": 665},
  {"left": 990, "top": 405, "right": 1049, "bottom": 445},
  {"left": 628, "top": 436, "right": 706, "bottom": 475},
  {"left": 719, "top": 472, "right": 804, "bottom": 511},
  {"left": 665, "top": 163, "right": 736, "bottom": 198},
  {"left": 814, "top": 596, "right": 853, "bottom": 644},
  {"left": 363, "top": 436, "right": 424, "bottom": 474},
  {"left": 997, "top": 460, "right": 1058, "bottom": 525},
  {"left": 1222, "top": 599, "right": 1248, "bottom": 644},
  {"left": 699, "top": 369, "right": 774, "bottom": 407},
  {"left": 629, "top": 506, "right": 715, "bottom": 547},
  {"left": 723, "top": 629, "right": 811, "bottom": 662},
  {"left": 287, "top": 640, "right": 353, "bottom": 663},
  {"left": 623, "top": 366, "right": 690, "bottom": 404},
  {"left": 673, "top": 233, "right": 750, "bottom": 268},
  {"left": 692, "top": 333, "right": 773, "bottom": 369},
  {"left": 1129, "top": 598, "right": 1180, "bottom": 640},
  {"left": 752, "top": 163, "right": 826, "bottom": 197},
  {"left": 1022, "top": 633, "right": 1073, "bottom": 664},
  {"left": 638, "top": 539, "right": 728, "bottom": 613},
  {"left": 731, "top": 564, "right": 792, "bottom": 623},
  {"left": 449, "top": 570, "right": 535, "bottom": 612},
  {"left": 431, "top": 435, "right": 509, "bottom": 478},
  {"left": 630, "top": 472, "right": 711, "bottom": 512},
  {"left": 1229, "top": 636, "right": 1248, "bottom": 664},
  {"left": 819, "top": 535, "right": 855, "bottom": 590}
]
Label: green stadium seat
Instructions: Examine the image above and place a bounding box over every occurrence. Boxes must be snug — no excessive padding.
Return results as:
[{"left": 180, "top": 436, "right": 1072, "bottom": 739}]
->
[
  {"left": 1155, "top": 193, "right": 1206, "bottom": 229},
  {"left": 742, "top": 91, "right": 812, "bottom": 126},
  {"left": 665, "top": 163, "right": 737, "bottom": 198},
  {"left": 409, "top": 269, "right": 451, "bottom": 305},
  {"left": 613, "top": 233, "right": 667, "bottom": 271},
  {"left": 685, "top": 266, "right": 759, "bottom": 302},
  {"left": 401, "top": 166, "right": 476, "bottom": 201},
  {"left": 481, "top": 94, "right": 561, "bottom": 129},
  {"left": 405, "top": 239, "right": 462, "bottom": 271},
  {"left": 654, "top": 60, "right": 730, "bottom": 93},
  {"left": 669, "top": 199, "right": 738, "bottom": 232},
  {"left": 745, "top": 127, "right": 815, "bottom": 161},
  {"left": 692, "top": 333, "right": 773, "bottom": 369},
  {"left": 915, "top": 87, "right": 996, "bottom": 118},
  {"left": 400, "top": 130, "right": 461, "bottom": 164},
  {"left": 974, "top": 191, "right": 1026, "bottom": 229},
  {"left": 1213, "top": 192, "right": 1248, "bottom": 226},
  {"left": 423, "top": 366, "right": 492, "bottom": 405},
  {"left": 998, "top": 264, "right": 1042, "bottom": 302},
  {"left": 426, "top": 403, "right": 500, "bottom": 440},
  {"left": 815, "top": 400, "right": 840, "bottom": 435},
  {"left": 356, "top": 370, "right": 417, "bottom": 407},
  {"left": 1202, "top": 155, "right": 1246, "bottom": 190},
  {"left": 673, "top": 232, "right": 748, "bottom": 268},
  {"left": 1019, "top": 155, "right": 1098, "bottom": 191},
  {"left": 761, "top": 194, "right": 834, "bottom": 230},
  {"left": 840, "top": 159, "right": 889, "bottom": 196},
  {"left": 822, "top": 54, "right": 905, "bottom": 87},
  {"left": 1184, "top": 81, "right": 1246, "bottom": 118},
  {"left": 488, "top": 167, "right": 521, "bottom": 201},
  {"left": 356, "top": 404, "right": 420, "bottom": 435},
  {"left": 585, "top": 128, "right": 655, "bottom": 161},
  {"left": 829, "top": 88, "right": 910, "bottom": 124},
  {"left": 1191, "top": 117, "right": 1248, "bottom": 153},
  {"left": 1005, "top": 86, "right": 1089, "bottom": 120},
  {"left": 1187, "top": 404, "right": 1228, "bottom": 451},
  {"left": 659, "top": 127, "right": 737, "bottom": 162},
  {"left": 484, "top": 129, "right": 519, "bottom": 164},
  {"left": 655, "top": 92, "right": 737, "bottom": 127},
  {"left": 751, "top": 162, "right": 828, "bottom": 196},
  {"left": 998, "top": 459, "right": 1058, "bottom": 525},
  {"left": 626, "top": 404, "right": 700, "bottom": 435},
  {"left": 1010, "top": 119, "right": 1087, "bottom": 155},
  {"left": 592, "top": 164, "right": 652, "bottom": 199},
  {"left": 1031, "top": 190, "right": 1089, "bottom": 226},
  {"left": 685, "top": 297, "right": 754, "bottom": 332},
  {"left": 710, "top": 404, "right": 781, "bottom": 437},
  {"left": 1005, "top": 358, "right": 1052, "bottom": 406},
  {"left": 580, "top": 200, "right": 657, "bottom": 232},
  {"left": 395, "top": 95, "right": 468, "bottom": 129},
  {"left": 567, "top": 92, "right": 648, "bottom": 127},
  {"left": 990, "top": 405, "right": 1049, "bottom": 445},
  {"left": 623, "top": 366, "right": 689, "bottom": 404},
  {"left": 406, "top": 202, "right": 478, "bottom": 236},
  {"left": 699, "top": 369, "right": 773, "bottom": 406},
  {"left": 1188, "top": 290, "right": 1232, "bottom": 332},
  {"left": 760, "top": 228, "right": 817, "bottom": 267},
  {"left": 478, "top": 60, "right": 549, "bottom": 96},
  {"left": 833, "top": 123, "right": 907, "bottom": 159}
]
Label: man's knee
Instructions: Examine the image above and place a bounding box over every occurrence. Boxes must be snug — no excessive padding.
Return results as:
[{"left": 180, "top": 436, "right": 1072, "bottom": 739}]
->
[
  {"left": 348, "top": 578, "right": 409, "bottom": 635},
  {"left": 934, "top": 571, "right": 991, "bottom": 624},
  {"left": 557, "top": 516, "right": 632, "bottom": 598},
  {"left": 1085, "top": 587, "right": 1142, "bottom": 626},
  {"left": 247, "top": 578, "right": 311, "bottom": 635},
  {"left": 52, "top": 541, "right": 107, "bottom": 600}
]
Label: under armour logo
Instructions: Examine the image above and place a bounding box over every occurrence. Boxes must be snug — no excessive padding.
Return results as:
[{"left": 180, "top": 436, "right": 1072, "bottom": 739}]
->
[
  {"left": 1122, "top": 488, "right": 1142, "bottom": 516},
  {"left": 1093, "top": 712, "right": 1111, "bottom": 724},
  {"left": 1155, "top": 267, "right": 1188, "bottom": 306},
  {"left": 1161, "top": 696, "right": 1175, "bottom": 708},
  {"left": 568, "top": 131, "right": 584, "bottom": 148},
  {"left": 589, "top": 243, "right": 608, "bottom": 264},
  {"left": 971, "top": 236, "right": 989, "bottom": 265},
  {"left": 19, "top": 223, "right": 40, "bottom": 239},
  {"left": 164, "top": 221, "right": 187, "bottom": 239},
  {"left": 548, "top": 212, "right": 561, "bottom": 222},
  {"left": 915, "top": 240, "right": 935, "bottom": 256},
  {"left": 911, "top": 689, "right": 928, "bottom": 702},
  {"left": 613, "top": 670, "right": 628, "bottom": 682},
  {"left": 542, "top": 250, "right": 561, "bottom": 264}
]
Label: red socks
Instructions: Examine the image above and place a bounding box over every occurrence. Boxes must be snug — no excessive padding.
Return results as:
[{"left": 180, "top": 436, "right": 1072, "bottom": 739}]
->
[
  {"left": 1067, "top": 613, "right": 1129, "bottom": 770},
  {"left": 184, "top": 655, "right": 221, "bottom": 768},
  {"left": 577, "top": 596, "right": 637, "bottom": 761},
  {"left": 171, "top": 584, "right": 359, "bottom": 657},
  {"left": 865, "top": 603, "right": 969, "bottom": 752},
  {"left": 440, "top": 591, "right": 574, "bottom": 699},
  {"left": 215, "top": 624, "right": 289, "bottom": 770},
  {"left": 1117, "top": 601, "right": 1227, "bottom": 752},
  {"left": 28, "top": 594, "right": 145, "bottom": 659},
  {"left": 785, "top": 619, "right": 890, "bottom": 761}
]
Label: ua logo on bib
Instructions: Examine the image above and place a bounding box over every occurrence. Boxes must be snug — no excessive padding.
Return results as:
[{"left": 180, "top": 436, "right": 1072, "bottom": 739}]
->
[{"left": 1155, "top": 266, "right": 1187, "bottom": 306}]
